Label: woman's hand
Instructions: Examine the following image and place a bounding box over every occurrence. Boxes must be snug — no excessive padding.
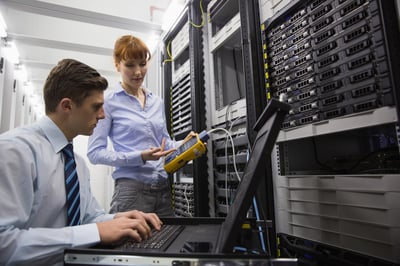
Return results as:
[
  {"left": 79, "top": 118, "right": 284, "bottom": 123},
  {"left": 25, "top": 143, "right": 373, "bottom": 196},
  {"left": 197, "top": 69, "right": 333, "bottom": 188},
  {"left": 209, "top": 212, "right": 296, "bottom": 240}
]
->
[{"left": 141, "top": 138, "right": 175, "bottom": 162}]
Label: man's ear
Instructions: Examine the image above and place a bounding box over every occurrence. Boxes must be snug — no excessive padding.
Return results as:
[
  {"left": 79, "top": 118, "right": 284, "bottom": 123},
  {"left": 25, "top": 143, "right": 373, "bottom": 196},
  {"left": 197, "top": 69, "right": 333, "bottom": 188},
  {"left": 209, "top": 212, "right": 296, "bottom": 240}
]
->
[{"left": 60, "top": 98, "right": 72, "bottom": 111}]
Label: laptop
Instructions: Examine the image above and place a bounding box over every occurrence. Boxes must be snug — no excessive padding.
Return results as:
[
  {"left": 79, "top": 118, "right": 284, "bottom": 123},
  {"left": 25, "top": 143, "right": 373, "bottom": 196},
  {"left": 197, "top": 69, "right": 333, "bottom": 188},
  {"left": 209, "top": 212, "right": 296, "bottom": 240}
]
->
[{"left": 64, "top": 98, "right": 292, "bottom": 265}]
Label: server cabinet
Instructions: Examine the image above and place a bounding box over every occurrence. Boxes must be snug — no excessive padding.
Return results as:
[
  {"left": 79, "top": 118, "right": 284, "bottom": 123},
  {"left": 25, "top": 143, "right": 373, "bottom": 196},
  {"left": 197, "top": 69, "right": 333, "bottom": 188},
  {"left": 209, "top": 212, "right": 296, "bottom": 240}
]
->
[
  {"left": 0, "top": 50, "right": 16, "bottom": 133},
  {"left": 207, "top": 0, "right": 248, "bottom": 219},
  {"left": 162, "top": 0, "right": 209, "bottom": 217},
  {"left": 261, "top": 0, "right": 400, "bottom": 264},
  {"left": 206, "top": 0, "right": 283, "bottom": 256},
  {"left": 0, "top": 43, "right": 5, "bottom": 129}
]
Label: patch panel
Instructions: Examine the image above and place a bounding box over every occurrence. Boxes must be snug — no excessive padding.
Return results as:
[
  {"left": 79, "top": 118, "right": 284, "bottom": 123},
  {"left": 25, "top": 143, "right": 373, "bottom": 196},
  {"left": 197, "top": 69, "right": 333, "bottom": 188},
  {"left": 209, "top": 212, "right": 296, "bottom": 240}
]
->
[
  {"left": 212, "top": 131, "right": 247, "bottom": 218},
  {"left": 173, "top": 182, "right": 194, "bottom": 217}
]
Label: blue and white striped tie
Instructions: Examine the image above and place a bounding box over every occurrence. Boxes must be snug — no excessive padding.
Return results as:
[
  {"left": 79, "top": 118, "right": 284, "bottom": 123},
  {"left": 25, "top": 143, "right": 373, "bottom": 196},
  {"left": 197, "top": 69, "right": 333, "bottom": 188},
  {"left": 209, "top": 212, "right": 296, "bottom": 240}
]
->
[{"left": 62, "top": 144, "right": 81, "bottom": 226}]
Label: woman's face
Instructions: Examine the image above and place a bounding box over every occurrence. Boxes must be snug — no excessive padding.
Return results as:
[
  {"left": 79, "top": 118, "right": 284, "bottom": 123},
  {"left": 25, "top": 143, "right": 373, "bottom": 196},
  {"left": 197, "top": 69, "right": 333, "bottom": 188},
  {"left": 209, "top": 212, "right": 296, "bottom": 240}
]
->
[{"left": 116, "top": 57, "right": 148, "bottom": 90}]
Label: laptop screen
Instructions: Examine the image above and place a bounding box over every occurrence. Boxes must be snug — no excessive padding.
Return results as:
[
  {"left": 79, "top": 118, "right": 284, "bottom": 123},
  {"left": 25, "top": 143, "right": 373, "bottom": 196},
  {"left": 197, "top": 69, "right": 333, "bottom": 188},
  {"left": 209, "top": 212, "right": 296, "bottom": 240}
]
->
[{"left": 214, "top": 99, "right": 290, "bottom": 253}]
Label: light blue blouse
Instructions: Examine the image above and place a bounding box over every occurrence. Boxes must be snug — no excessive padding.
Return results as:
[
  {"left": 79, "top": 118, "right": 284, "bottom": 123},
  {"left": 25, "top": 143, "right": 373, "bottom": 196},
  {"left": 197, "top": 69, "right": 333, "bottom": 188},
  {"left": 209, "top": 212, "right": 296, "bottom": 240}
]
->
[{"left": 87, "top": 84, "right": 180, "bottom": 183}]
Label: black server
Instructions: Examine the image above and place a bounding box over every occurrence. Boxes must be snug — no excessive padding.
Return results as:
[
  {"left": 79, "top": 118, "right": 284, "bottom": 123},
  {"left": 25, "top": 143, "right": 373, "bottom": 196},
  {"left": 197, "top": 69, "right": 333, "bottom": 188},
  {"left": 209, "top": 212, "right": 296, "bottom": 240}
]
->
[
  {"left": 261, "top": 0, "right": 400, "bottom": 265},
  {"left": 162, "top": 0, "right": 209, "bottom": 217}
]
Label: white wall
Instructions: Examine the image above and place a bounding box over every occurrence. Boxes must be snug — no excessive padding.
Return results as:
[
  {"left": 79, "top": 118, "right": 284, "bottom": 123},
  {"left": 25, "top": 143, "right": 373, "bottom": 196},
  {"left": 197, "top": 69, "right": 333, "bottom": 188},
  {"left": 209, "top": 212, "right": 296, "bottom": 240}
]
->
[{"left": 74, "top": 136, "right": 114, "bottom": 212}]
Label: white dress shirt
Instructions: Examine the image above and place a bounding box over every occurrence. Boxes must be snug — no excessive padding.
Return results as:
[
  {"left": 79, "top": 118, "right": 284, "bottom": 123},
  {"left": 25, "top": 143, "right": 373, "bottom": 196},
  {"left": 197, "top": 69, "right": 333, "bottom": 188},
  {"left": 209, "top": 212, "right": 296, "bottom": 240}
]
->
[{"left": 0, "top": 116, "right": 114, "bottom": 266}]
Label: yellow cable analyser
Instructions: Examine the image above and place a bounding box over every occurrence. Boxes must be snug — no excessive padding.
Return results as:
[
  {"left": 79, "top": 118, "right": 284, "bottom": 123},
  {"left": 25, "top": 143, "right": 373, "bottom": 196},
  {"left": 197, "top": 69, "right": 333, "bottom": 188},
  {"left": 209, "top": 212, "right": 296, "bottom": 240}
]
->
[{"left": 164, "top": 130, "right": 209, "bottom": 174}]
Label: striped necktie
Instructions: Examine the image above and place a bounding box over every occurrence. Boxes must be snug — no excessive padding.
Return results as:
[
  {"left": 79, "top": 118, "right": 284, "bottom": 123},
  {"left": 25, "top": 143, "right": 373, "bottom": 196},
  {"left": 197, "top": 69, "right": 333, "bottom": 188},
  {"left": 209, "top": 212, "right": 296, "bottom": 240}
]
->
[{"left": 62, "top": 144, "right": 81, "bottom": 226}]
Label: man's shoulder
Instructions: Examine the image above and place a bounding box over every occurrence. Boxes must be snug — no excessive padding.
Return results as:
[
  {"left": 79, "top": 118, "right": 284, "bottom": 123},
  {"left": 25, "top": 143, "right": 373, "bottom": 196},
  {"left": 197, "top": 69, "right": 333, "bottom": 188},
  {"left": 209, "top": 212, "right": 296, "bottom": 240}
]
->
[{"left": 0, "top": 124, "right": 44, "bottom": 148}]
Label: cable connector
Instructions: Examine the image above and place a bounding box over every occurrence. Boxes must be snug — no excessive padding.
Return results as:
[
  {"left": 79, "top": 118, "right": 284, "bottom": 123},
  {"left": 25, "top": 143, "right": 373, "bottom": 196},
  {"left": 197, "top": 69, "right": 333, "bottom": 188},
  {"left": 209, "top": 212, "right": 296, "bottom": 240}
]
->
[{"left": 198, "top": 130, "right": 209, "bottom": 143}]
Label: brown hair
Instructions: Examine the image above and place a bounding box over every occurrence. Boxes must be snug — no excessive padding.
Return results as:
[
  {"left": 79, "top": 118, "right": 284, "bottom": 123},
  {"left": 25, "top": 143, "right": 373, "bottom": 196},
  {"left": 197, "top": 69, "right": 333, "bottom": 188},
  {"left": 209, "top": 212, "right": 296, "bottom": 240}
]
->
[
  {"left": 113, "top": 35, "right": 151, "bottom": 64},
  {"left": 43, "top": 58, "right": 108, "bottom": 114}
]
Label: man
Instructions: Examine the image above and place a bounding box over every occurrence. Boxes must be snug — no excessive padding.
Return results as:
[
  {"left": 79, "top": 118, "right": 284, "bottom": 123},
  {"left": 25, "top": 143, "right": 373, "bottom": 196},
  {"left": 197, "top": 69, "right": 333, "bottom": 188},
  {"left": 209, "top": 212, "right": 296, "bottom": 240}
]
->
[{"left": 0, "top": 59, "right": 165, "bottom": 265}]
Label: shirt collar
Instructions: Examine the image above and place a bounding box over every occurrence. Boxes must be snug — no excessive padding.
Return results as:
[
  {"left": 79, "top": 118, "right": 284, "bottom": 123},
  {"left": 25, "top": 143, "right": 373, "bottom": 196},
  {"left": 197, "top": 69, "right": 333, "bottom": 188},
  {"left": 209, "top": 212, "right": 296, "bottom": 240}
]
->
[
  {"left": 38, "top": 116, "right": 69, "bottom": 154},
  {"left": 115, "top": 82, "right": 153, "bottom": 98}
]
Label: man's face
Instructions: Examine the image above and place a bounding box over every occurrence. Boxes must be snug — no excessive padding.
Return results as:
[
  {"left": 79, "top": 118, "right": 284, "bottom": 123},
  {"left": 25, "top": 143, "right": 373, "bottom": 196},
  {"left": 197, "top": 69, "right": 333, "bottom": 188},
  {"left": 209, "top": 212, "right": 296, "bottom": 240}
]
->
[{"left": 71, "top": 90, "right": 105, "bottom": 136}]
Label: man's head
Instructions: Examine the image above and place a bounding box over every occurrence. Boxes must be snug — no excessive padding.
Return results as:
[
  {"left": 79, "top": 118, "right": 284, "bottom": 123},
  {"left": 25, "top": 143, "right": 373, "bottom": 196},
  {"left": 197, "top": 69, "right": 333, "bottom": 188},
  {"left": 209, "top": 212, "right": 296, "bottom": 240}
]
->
[
  {"left": 43, "top": 59, "right": 108, "bottom": 141},
  {"left": 44, "top": 59, "right": 108, "bottom": 113}
]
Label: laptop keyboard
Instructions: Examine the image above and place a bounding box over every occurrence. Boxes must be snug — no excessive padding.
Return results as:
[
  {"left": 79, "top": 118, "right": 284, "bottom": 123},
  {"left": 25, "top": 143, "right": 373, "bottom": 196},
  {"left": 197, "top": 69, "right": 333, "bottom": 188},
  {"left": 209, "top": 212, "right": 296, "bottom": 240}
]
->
[{"left": 117, "top": 224, "right": 184, "bottom": 250}]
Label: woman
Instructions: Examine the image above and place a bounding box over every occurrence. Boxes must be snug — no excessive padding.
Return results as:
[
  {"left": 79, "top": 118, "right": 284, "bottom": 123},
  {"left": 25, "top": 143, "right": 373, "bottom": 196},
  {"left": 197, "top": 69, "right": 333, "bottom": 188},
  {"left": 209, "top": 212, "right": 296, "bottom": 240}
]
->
[{"left": 88, "top": 35, "right": 188, "bottom": 216}]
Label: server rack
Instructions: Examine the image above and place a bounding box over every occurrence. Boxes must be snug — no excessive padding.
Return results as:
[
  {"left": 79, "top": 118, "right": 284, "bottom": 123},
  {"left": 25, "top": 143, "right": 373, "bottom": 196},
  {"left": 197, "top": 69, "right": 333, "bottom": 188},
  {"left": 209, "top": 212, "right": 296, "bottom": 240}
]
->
[
  {"left": 240, "top": 0, "right": 283, "bottom": 258},
  {"left": 207, "top": 0, "right": 247, "bottom": 219},
  {"left": 261, "top": 0, "right": 400, "bottom": 264},
  {"left": 206, "top": 0, "right": 282, "bottom": 256},
  {"left": 162, "top": 0, "right": 209, "bottom": 217}
]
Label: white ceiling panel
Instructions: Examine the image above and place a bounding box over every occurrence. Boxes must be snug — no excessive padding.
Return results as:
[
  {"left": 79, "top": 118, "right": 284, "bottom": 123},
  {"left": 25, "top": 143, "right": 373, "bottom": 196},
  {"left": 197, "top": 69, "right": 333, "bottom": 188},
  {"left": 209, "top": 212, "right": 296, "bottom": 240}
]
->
[{"left": 0, "top": 0, "right": 179, "bottom": 109}]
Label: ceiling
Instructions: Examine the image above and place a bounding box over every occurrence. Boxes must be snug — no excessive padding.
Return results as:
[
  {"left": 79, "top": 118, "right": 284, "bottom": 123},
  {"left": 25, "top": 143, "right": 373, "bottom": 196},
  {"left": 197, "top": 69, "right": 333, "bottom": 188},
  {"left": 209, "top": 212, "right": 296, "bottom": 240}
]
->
[{"left": 0, "top": 0, "right": 179, "bottom": 111}]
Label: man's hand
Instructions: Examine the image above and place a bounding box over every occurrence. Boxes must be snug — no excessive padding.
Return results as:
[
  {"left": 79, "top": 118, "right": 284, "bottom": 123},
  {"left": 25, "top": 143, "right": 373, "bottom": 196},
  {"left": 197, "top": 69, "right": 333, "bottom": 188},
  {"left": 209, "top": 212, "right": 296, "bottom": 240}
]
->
[
  {"left": 96, "top": 210, "right": 162, "bottom": 244},
  {"left": 114, "top": 210, "right": 162, "bottom": 230},
  {"left": 141, "top": 138, "right": 175, "bottom": 161}
]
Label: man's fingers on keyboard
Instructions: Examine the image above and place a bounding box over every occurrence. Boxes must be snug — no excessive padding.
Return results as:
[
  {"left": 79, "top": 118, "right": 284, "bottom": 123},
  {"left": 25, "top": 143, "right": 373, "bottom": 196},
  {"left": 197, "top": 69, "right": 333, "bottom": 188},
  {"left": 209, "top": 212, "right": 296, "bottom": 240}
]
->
[
  {"left": 124, "top": 228, "right": 142, "bottom": 242},
  {"left": 137, "top": 223, "right": 153, "bottom": 240}
]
